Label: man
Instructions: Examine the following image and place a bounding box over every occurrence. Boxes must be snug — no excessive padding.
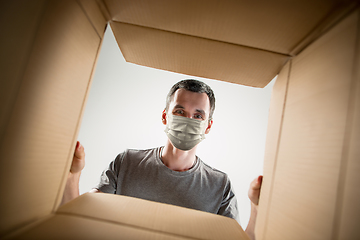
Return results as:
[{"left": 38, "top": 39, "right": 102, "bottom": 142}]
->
[{"left": 62, "top": 79, "right": 262, "bottom": 240}]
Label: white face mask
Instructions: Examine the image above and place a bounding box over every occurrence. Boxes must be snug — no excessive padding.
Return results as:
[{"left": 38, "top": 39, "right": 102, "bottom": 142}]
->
[{"left": 164, "top": 114, "right": 208, "bottom": 151}]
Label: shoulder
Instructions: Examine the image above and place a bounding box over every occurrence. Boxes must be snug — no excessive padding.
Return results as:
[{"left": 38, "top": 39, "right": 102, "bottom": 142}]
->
[
  {"left": 122, "top": 147, "right": 159, "bottom": 158},
  {"left": 110, "top": 147, "right": 160, "bottom": 172},
  {"left": 116, "top": 147, "right": 159, "bottom": 163},
  {"left": 200, "top": 160, "right": 228, "bottom": 177},
  {"left": 198, "top": 159, "right": 230, "bottom": 184}
]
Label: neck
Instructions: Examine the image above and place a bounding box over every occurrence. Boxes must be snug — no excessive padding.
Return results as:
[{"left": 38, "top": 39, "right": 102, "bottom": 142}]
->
[{"left": 161, "top": 140, "right": 197, "bottom": 172}]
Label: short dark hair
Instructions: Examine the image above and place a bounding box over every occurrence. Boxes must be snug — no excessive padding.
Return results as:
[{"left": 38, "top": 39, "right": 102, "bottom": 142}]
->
[{"left": 165, "top": 79, "right": 215, "bottom": 120}]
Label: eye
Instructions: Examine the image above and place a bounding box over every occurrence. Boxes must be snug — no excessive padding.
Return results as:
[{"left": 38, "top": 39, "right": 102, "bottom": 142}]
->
[
  {"left": 194, "top": 114, "right": 204, "bottom": 120},
  {"left": 173, "top": 109, "right": 184, "bottom": 115}
]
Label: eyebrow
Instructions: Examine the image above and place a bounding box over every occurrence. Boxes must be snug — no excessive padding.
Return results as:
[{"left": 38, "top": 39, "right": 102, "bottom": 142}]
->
[
  {"left": 195, "top": 109, "right": 206, "bottom": 116},
  {"left": 174, "top": 104, "right": 184, "bottom": 109}
]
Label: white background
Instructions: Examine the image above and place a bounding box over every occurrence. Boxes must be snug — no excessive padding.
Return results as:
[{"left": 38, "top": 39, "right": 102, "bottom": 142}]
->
[{"left": 78, "top": 25, "right": 276, "bottom": 228}]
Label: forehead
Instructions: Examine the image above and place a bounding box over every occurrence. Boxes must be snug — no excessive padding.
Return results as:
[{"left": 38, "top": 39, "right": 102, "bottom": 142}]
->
[{"left": 170, "top": 89, "right": 210, "bottom": 113}]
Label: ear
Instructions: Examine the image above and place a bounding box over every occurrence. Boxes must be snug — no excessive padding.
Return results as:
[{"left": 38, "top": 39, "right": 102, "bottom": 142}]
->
[
  {"left": 162, "top": 109, "right": 167, "bottom": 125},
  {"left": 205, "top": 119, "right": 213, "bottom": 134}
]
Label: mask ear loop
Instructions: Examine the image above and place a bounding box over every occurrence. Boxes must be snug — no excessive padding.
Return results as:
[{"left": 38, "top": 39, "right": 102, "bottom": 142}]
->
[
  {"left": 159, "top": 146, "right": 164, "bottom": 160},
  {"left": 193, "top": 156, "right": 198, "bottom": 169}
]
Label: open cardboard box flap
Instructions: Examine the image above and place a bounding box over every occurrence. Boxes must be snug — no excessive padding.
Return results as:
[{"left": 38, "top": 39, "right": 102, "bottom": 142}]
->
[
  {"left": 106, "top": 0, "right": 356, "bottom": 87},
  {"left": 13, "top": 193, "right": 249, "bottom": 240}
]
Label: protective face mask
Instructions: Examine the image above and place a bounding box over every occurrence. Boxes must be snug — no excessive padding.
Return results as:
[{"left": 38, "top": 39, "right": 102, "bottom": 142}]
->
[{"left": 164, "top": 114, "right": 208, "bottom": 151}]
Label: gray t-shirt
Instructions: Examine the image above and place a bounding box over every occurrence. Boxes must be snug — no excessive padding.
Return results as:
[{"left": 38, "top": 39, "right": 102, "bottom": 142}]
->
[{"left": 96, "top": 147, "right": 239, "bottom": 222}]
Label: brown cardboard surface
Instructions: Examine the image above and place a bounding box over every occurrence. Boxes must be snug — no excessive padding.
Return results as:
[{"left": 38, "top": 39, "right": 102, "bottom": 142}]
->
[
  {"left": 0, "top": 0, "right": 102, "bottom": 237},
  {"left": 289, "top": 0, "right": 359, "bottom": 56},
  {"left": 104, "top": 0, "right": 356, "bottom": 87},
  {"left": 336, "top": 9, "right": 360, "bottom": 240},
  {"left": 260, "top": 10, "right": 359, "bottom": 240},
  {"left": 255, "top": 61, "right": 291, "bottom": 239},
  {"left": 1, "top": 1, "right": 360, "bottom": 239},
  {"left": 13, "top": 214, "right": 192, "bottom": 240},
  {"left": 111, "top": 21, "right": 288, "bottom": 88},
  {"left": 55, "top": 193, "right": 250, "bottom": 240},
  {"left": 104, "top": 0, "right": 337, "bottom": 55},
  {"left": 78, "top": 0, "right": 108, "bottom": 38},
  {"left": 0, "top": 0, "right": 46, "bottom": 149},
  {"left": 52, "top": 25, "right": 107, "bottom": 212}
]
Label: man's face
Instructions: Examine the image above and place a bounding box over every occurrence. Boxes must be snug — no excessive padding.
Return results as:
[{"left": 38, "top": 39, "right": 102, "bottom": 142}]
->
[{"left": 162, "top": 88, "right": 213, "bottom": 134}]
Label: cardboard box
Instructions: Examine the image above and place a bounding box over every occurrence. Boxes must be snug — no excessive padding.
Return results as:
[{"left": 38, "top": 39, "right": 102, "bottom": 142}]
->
[
  {"left": 0, "top": 0, "right": 105, "bottom": 237},
  {"left": 256, "top": 9, "right": 360, "bottom": 239},
  {"left": 107, "top": 0, "right": 356, "bottom": 88},
  {"left": 0, "top": 0, "right": 359, "bottom": 239},
  {"left": 12, "top": 193, "right": 249, "bottom": 240}
]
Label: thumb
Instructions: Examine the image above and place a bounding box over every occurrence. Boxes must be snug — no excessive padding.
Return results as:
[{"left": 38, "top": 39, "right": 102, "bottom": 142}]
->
[
  {"left": 251, "top": 175, "right": 263, "bottom": 190},
  {"left": 74, "top": 141, "right": 85, "bottom": 160}
]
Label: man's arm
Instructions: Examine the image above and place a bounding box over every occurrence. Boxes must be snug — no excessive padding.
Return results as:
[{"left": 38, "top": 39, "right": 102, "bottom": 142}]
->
[
  {"left": 60, "top": 141, "right": 86, "bottom": 206},
  {"left": 245, "top": 175, "right": 263, "bottom": 240}
]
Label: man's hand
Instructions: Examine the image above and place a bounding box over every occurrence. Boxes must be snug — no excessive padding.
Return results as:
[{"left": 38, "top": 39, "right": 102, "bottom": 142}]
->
[
  {"left": 60, "top": 141, "right": 85, "bottom": 206},
  {"left": 245, "top": 175, "right": 263, "bottom": 240},
  {"left": 248, "top": 175, "right": 263, "bottom": 206},
  {"left": 70, "top": 141, "right": 85, "bottom": 173}
]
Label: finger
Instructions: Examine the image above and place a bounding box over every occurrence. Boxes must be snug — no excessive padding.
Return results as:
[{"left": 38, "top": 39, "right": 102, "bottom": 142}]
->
[
  {"left": 257, "top": 175, "right": 263, "bottom": 185},
  {"left": 250, "top": 178, "right": 260, "bottom": 189},
  {"left": 74, "top": 142, "right": 85, "bottom": 159},
  {"left": 250, "top": 175, "right": 263, "bottom": 190}
]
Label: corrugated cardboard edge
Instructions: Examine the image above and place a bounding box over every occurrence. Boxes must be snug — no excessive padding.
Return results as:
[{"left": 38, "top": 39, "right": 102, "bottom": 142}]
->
[
  {"left": 52, "top": 24, "right": 107, "bottom": 213},
  {"left": 256, "top": 6, "right": 360, "bottom": 239},
  {"left": 11, "top": 193, "right": 250, "bottom": 240},
  {"left": 290, "top": 0, "right": 359, "bottom": 56},
  {"left": 110, "top": 21, "right": 289, "bottom": 88},
  {"left": 0, "top": 1, "right": 107, "bottom": 237},
  {"left": 77, "top": 0, "right": 108, "bottom": 38},
  {"left": 56, "top": 193, "right": 250, "bottom": 240},
  {"left": 255, "top": 60, "right": 292, "bottom": 239},
  {"left": 49, "top": 0, "right": 108, "bottom": 212},
  {"left": 96, "top": 0, "right": 111, "bottom": 23},
  {"left": 258, "top": 7, "right": 359, "bottom": 239},
  {"left": 332, "top": 7, "right": 360, "bottom": 240}
]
